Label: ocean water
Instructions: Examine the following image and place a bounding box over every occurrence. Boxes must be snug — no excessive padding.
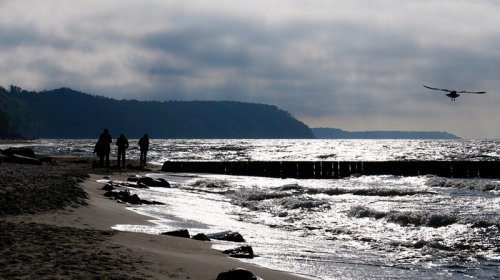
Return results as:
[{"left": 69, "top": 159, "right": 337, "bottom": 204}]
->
[{"left": 14, "top": 139, "right": 500, "bottom": 279}]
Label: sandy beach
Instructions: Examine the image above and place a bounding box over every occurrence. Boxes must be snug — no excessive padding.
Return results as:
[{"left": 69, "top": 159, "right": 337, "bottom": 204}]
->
[{"left": 0, "top": 157, "right": 312, "bottom": 279}]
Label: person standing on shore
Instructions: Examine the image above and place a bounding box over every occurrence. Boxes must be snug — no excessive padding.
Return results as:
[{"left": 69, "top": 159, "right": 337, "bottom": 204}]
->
[
  {"left": 138, "top": 134, "right": 149, "bottom": 168},
  {"left": 116, "top": 134, "right": 129, "bottom": 168},
  {"left": 95, "top": 128, "right": 112, "bottom": 167},
  {"left": 93, "top": 137, "right": 103, "bottom": 166}
]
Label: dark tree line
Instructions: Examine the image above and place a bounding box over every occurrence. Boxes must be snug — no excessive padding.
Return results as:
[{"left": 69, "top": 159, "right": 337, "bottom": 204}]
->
[
  {"left": 0, "top": 107, "right": 9, "bottom": 137},
  {"left": 0, "top": 86, "right": 314, "bottom": 139},
  {"left": 0, "top": 86, "right": 17, "bottom": 138}
]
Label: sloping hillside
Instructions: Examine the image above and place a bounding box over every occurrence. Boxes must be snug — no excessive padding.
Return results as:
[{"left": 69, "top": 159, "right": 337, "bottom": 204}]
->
[{"left": 0, "top": 86, "right": 313, "bottom": 139}]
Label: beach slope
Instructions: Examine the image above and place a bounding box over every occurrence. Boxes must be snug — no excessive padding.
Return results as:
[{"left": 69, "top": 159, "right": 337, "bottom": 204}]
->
[{"left": 0, "top": 159, "right": 311, "bottom": 279}]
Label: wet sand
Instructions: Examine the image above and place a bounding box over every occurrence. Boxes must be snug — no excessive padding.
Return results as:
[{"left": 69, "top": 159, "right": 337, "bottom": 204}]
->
[{"left": 0, "top": 158, "right": 312, "bottom": 279}]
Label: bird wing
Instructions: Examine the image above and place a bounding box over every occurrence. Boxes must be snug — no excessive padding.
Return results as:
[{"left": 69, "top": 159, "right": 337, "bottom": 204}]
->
[
  {"left": 458, "top": 90, "right": 486, "bottom": 94},
  {"left": 423, "top": 85, "right": 452, "bottom": 92}
]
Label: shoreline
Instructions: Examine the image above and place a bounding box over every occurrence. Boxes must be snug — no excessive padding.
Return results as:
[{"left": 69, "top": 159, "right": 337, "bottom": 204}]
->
[
  {"left": 0, "top": 158, "right": 314, "bottom": 279},
  {"left": 0, "top": 139, "right": 40, "bottom": 146}
]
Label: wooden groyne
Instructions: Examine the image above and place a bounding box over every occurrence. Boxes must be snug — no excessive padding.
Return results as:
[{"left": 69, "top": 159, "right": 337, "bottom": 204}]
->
[{"left": 162, "top": 161, "right": 500, "bottom": 179}]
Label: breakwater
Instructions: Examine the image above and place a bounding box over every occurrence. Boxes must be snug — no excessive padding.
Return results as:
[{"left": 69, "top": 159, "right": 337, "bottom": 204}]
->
[{"left": 162, "top": 161, "right": 500, "bottom": 179}]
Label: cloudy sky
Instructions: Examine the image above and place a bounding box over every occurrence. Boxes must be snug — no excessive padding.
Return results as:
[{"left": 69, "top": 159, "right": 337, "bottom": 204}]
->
[{"left": 1, "top": 0, "right": 500, "bottom": 139}]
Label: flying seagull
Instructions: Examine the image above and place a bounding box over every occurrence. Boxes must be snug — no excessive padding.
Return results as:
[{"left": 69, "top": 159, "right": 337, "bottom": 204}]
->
[{"left": 423, "top": 85, "right": 486, "bottom": 101}]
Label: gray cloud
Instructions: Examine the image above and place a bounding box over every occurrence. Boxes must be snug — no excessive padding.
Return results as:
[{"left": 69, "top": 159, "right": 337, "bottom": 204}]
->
[
  {"left": 1, "top": 0, "right": 500, "bottom": 138},
  {"left": 0, "top": 26, "right": 73, "bottom": 51}
]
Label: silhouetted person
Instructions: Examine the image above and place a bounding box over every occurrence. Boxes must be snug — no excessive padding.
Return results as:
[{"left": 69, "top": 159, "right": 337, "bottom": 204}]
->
[
  {"left": 94, "top": 128, "right": 112, "bottom": 167},
  {"left": 94, "top": 138, "right": 105, "bottom": 167},
  {"left": 116, "top": 134, "right": 129, "bottom": 168},
  {"left": 139, "top": 134, "right": 149, "bottom": 168}
]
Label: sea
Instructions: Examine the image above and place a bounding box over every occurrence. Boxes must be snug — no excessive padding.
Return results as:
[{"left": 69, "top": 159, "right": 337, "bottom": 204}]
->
[{"left": 8, "top": 139, "right": 500, "bottom": 279}]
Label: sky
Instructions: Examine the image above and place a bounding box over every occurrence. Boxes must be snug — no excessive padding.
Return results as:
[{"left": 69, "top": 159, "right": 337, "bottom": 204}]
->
[{"left": 1, "top": 0, "right": 500, "bottom": 139}]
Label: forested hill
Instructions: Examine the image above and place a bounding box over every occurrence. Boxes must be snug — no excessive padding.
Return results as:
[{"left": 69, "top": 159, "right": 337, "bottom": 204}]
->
[
  {"left": 0, "top": 107, "right": 9, "bottom": 137},
  {"left": 0, "top": 86, "right": 314, "bottom": 139}
]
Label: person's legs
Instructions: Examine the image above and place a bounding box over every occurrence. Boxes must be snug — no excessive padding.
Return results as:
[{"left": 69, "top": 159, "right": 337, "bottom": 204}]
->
[{"left": 121, "top": 151, "right": 126, "bottom": 168}]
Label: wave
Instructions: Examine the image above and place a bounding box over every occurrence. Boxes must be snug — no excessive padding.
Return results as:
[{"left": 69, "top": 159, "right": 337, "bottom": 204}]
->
[
  {"left": 185, "top": 179, "right": 233, "bottom": 194},
  {"left": 390, "top": 239, "right": 453, "bottom": 251},
  {"left": 347, "top": 205, "right": 386, "bottom": 220},
  {"left": 226, "top": 183, "right": 425, "bottom": 212},
  {"left": 304, "top": 186, "right": 432, "bottom": 197},
  {"left": 229, "top": 187, "right": 292, "bottom": 201},
  {"left": 277, "top": 197, "right": 330, "bottom": 210},
  {"left": 426, "top": 176, "right": 500, "bottom": 191},
  {"left": 348, "top": 206, "right": 499, "bottom": 229},
  {"left": 386, "top": 211, "right": 457, "bottom": 228},
  {"left": 227, "top": 186, "right": 330, "bottom": 212},
  {"left": 189, "top": 179, "right": 231, "bottom": 189},
  {"left": 278, "top": 183, "right": 306, "bottom": 192},
  {"left": 389, "top": 239, "right": 486, "bottom": 254},
  {"left": 277, "top": 183, "right": 432, "bottom": 197},
  {"left": 188, "top": 179, "right": 432, "bottom": 199}
]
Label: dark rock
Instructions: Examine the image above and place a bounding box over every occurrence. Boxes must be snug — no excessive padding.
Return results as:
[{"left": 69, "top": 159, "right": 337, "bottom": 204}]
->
[
  {"left": 116, "top": 190, "right": 130, "bottom": 198},
  {"left": 161, "top": 229, "right": 190, "bottom": 238},
  {"left": 102, "top": 184, "right": 115, "bottom": 191},
  {"left": 216, "top": 268, "right": 259, "bottom": 280},
  {"left": 6, "top": 154, "right": 42, "bottom": 165},
  {"left": 128, "top": 194, "right": 141, "bottom": 204},
  {"left": 207, "top": 231, "right": 246, "bottom": 243},
  {"left": 127, "top": 175, "right": 141, "bottom": 182},
  {"left": 223, "top": 245, "right": 255, "bottom": 259},
  {"left": 103, "top": 190, "right": 141, "bottom": 205},
  {"left": 154, "top": 178, "right": 171, "bottom": 188},
  {"left": 135, "top": 182, "right": 150, "bottom": 189},
  {"left": 131, "top": 176, "right": 171, "bottom": 188},
  {"left": 1, "top": 147, "right": 36, "bottom": 158},
  {"left": 103, "top": 190, "right": 116, "bottom": 198},
  {"left": 192, "top": 233, "right": 211, "bottom": 241},
  {"left": 138, "top": 176, "right": 156, "bottom": 187},
  {"left": 103, "top": 188, "right": 165, "bottom": 205},
  {"left": 140, "top": 199, "right": 165, "bottom": 205}
]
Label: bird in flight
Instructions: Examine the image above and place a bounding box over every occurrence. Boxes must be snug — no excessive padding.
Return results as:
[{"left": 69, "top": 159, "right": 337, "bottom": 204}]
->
[{"left": 423, "top": 85, "right": 486, "bottom": 101}]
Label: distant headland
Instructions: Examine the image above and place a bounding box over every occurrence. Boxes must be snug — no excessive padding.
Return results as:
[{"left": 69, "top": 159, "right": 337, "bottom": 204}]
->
[{"left": 312, "top": 127, "right": 460, "bottom": 140}]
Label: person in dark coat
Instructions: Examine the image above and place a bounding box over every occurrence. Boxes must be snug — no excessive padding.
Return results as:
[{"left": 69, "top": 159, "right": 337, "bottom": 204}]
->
[
  {"left": 94, "top": 128, "right": 112, "bottom": 167},
  {"left": 93, "top": 137, "right": 105, "bottom": 167},
  {"left": 138, "top": 133, "right": 149, "bottom": 168},
  {"left": 116, "top": 134, "right": 129, "bottom": 168}
]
